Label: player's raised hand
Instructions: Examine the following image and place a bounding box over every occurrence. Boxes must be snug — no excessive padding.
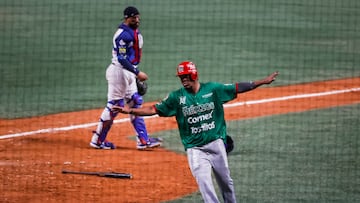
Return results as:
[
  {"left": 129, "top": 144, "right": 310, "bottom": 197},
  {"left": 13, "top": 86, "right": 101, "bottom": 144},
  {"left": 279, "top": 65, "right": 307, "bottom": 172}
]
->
[
  {"left": 264, "top": 71, "right": 279, "bottom": 84},
  {"left": 252, "top": 71, "right": 279, "bottom": 88}
]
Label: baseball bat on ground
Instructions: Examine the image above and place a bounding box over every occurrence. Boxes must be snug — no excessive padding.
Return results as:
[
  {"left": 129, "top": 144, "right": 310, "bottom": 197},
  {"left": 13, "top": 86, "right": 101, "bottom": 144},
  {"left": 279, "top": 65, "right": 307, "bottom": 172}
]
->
[{"left": 62, "top": 170, "right": 132, "bottom": 179}]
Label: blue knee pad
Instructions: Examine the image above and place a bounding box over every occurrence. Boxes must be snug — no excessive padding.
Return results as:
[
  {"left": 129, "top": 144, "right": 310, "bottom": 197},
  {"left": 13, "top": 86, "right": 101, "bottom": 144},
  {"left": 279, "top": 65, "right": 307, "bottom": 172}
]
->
[{"left": 130, "top": 93, "right": 143, "bottom": 108}]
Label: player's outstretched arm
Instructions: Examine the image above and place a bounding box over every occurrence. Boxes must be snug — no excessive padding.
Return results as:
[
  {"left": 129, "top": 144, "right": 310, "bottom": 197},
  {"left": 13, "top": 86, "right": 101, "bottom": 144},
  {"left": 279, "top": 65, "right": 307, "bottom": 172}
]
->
[
  {"left": 236, "top": 71, "right": 279, "bottom": 93},
  {"left": 112, "top": 105, "right": 157, "bottom": 116}
]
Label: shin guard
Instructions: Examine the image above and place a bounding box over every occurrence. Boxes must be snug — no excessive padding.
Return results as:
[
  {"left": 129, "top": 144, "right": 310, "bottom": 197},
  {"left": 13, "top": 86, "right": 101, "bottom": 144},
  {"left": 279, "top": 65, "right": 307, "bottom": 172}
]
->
[
  {"left": 93, "top": 100, "right": 123, "bottom": 143},
  {"left": 129, "top": 93, "right": 149, "bottom": 144}
]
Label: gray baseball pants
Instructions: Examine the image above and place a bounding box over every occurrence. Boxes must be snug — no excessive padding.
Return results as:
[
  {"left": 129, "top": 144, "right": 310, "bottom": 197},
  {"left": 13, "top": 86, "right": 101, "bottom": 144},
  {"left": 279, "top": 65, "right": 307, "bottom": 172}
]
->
[{"left": 187, "top": 138, "right": 237, "bottom": 203}]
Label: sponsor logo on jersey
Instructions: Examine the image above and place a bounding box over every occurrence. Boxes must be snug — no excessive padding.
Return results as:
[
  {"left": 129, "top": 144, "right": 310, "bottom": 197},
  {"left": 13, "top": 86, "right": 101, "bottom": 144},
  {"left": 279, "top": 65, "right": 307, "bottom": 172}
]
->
[
  {"left": 190, "top": 121, "right": 215, "bottom": 134},
  {"left": 187, "top": 110, "right": 213, "bottom": 124},
  {"left": 119, "top": 47, "right": 126, "bottom": 54},
  {"left": 182, "top": 102, "right": 216, "bottom": 134},
  {"left": 182, "top": 102, "right": 214, "bottom": 117},
  {"left": 179, "top": 96, "right": 186, "bottom": 105},
  {"left": 202, "top": 92, "right": 213, "bottom": 98}
]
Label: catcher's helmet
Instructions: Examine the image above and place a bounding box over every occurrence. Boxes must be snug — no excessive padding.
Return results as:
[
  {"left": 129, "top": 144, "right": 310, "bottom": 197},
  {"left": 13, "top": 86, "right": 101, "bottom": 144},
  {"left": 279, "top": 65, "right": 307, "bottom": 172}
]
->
[
  {"left": 124, "top": 6, "right": 140, "bottom": 19},
  {"left": 176, "top": 61, "right": 198, "bottom": 81}
]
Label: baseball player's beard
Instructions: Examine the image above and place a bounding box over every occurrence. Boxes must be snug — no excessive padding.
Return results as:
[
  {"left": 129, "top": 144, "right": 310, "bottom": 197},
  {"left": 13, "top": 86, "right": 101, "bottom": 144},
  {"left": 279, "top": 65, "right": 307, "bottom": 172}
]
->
[
  {"left": 180, "top": 74, "right": 199, "bottom": 91},
  {"left": 182, "top": 81, "right": 195, "bottom": 91},
  {"left": 180, "top": 77, "right": 191, "bottom": 89},
  {"left": 129, "top": 23, "right": 139, "bottom": 29},
  {"left": 184, "top": 85, "right": 191, "bottom": 90}
]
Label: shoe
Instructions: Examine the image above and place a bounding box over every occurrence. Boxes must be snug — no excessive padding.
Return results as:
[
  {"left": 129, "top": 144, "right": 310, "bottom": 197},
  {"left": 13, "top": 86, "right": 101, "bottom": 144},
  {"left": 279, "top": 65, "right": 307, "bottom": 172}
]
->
[
  {"left": 149, "top": 137, "right": 163, "bottom": 143},
  {"left": 90, "top": 140, "right": 115, "bottom": 150},
  {"left": 136, "top": 139, "right": 161, "bottom": 150}
]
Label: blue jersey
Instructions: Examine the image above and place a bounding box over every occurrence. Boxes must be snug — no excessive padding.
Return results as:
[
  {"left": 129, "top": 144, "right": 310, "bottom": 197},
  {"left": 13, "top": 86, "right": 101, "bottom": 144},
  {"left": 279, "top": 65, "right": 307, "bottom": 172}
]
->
[{"left": 111, "top": 23, "right": 143, "bottom": 75}]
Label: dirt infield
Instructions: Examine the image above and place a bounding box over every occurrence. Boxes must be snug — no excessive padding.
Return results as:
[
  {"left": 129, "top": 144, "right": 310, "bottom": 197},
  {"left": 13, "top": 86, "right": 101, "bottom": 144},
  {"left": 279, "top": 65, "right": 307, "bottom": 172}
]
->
[{"left": 1, "top": 77, "right": 359, "bottom": 203}]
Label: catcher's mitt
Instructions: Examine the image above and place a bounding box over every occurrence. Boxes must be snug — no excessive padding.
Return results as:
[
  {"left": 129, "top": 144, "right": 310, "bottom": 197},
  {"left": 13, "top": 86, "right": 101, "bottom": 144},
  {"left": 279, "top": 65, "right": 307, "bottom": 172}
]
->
[
  {"left": 136, "top": 78, "right": 148, "bottom": 96},
  {"left": 225, "top": 135, "right": 234, "bottom": 154}
]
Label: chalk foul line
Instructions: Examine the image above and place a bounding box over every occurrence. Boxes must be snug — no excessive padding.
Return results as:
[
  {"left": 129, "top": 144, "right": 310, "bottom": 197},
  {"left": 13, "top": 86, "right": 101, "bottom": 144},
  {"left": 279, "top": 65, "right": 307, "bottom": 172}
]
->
[
  {"left": 1, "top": 87, "right": 359, "bottom": 140},
  {"left": 224, "top": 87, "right": 360, "bottom": 107}
]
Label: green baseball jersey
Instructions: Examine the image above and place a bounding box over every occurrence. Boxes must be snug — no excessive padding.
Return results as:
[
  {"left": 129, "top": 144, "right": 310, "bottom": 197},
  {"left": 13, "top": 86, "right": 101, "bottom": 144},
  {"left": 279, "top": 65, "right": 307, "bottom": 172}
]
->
[{"left": 155, "top": 82, "right": 237, "bottom": 150}]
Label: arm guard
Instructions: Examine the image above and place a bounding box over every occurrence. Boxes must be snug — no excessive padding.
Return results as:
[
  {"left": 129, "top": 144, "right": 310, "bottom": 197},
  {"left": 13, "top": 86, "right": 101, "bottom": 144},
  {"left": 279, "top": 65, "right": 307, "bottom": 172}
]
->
[{"left": 236, "top": 81, "right": 255, "bottom": 93}]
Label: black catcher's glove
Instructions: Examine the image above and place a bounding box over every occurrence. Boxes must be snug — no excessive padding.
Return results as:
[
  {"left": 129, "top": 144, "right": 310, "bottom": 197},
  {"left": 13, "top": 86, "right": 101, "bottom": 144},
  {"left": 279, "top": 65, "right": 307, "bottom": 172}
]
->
[
  {"left": 136, "top": 78, "right": 148, "bottom": 96},
  {"left": 225, "top": 135, "right": 234, "bottom": 154}
]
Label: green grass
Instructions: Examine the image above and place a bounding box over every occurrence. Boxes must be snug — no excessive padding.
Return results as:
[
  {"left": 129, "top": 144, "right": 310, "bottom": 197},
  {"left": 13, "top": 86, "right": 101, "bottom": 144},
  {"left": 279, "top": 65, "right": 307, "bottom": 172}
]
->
[
  {"left": 1, "top": 0, "right": 360, "bottom": 118},
  {"left": 158, "top": 104, "right": 360, "bottom": 203}
]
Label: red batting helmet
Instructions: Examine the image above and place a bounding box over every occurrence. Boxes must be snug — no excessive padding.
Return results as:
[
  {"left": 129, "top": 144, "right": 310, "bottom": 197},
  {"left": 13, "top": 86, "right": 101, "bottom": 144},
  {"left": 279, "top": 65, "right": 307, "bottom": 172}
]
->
[{"left": 176, "top": 61, "right": 198, "bottom": 80}]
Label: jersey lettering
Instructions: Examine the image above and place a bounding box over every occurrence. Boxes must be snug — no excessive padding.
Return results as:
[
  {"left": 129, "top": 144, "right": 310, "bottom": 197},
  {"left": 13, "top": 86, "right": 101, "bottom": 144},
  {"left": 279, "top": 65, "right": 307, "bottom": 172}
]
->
[
  {"left": 187, "top": 110, "right": 213, "bottom": 124},
  {"left": 182, "top": 102, "right": 214, "bottom": 116},
  {"left": 190, "top": 121, "right": 215, "bottom": 134}
]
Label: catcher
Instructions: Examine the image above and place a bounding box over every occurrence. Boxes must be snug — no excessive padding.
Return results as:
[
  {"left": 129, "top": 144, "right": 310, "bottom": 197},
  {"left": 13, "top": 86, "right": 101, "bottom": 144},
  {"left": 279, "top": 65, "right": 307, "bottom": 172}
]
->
[{"left": 89, "top": 6, "right": 162, "bottom": 150}]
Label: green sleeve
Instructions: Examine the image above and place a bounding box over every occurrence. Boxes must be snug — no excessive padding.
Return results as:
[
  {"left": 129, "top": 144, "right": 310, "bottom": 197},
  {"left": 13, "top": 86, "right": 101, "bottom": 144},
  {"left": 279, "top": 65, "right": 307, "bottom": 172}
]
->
[
  {"left": 154, "top": 92, "right": 178, "bottom": 117},
  {"left": 214, "top": 83, "right": 237, "bottom": 103}
]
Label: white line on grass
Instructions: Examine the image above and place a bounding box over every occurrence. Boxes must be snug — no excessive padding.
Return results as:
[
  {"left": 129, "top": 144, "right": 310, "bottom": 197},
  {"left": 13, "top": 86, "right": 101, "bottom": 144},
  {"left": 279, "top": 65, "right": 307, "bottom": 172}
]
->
[
  {"left": 224, "top": 87, "right": 360, "bottom": 107},
  {"left": 1, "top": 87, "right": 359, "bottom": 140}
]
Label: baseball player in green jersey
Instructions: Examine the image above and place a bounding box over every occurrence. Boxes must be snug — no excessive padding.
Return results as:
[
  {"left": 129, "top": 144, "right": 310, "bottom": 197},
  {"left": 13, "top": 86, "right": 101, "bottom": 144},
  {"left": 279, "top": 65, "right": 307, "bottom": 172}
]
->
[{"left": 112, "top": 61, "right": 279, "bottom": 203}]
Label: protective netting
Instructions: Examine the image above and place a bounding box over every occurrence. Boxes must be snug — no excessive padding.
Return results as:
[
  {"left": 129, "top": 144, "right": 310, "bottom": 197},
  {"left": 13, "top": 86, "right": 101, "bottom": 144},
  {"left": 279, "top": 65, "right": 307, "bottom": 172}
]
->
[{"left": 1, "top": 0, "right": 359, "bottom": 202}]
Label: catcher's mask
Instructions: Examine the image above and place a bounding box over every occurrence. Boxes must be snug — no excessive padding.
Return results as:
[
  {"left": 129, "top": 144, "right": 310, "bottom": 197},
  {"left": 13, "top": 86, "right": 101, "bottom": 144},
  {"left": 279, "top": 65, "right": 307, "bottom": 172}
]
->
[{"left": 176, "top": 61, "right": 198, "bottom": 81}]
